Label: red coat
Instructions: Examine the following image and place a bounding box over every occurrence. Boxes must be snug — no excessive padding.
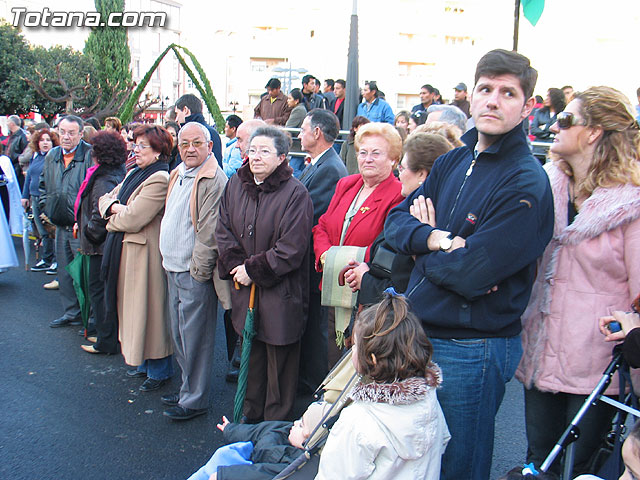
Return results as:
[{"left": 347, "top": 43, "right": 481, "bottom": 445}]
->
[{"left": 313, "top": 172, "right": 403, "bottom": 270}]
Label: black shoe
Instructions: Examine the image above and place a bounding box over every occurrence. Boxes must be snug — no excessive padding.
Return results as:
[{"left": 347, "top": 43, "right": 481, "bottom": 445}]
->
[
  {"left": 161, "top": 393, "right": 180, "bottom": 406},
  {"left": 31, "top": 260, "right": 51, "bottom": 272},
  {"left": 46, "top": 262, "right": 58, "bottom": 275},
  {"left": 126, "top": 369, "right": 146, "bottom": 378},
  {"left": 163, "top": 406, "right": 207, "bottom": 421},
  {"left": 231, "top": 338, "right": 241, "bottom": 368},
  {"left": 239, "top": 415, "right": 262, "bottom": 425},
  {"left": 49, "top": 316, "right": 79, "bottom": 328},
  {"left": 139, "top": 377, "right": 168, "bottom": 392},
  {"left": 225, "top": 365, "right": 239, "bottom": 383}
]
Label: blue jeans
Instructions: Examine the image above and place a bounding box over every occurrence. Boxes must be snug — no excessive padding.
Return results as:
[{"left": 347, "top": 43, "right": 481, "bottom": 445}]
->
[
  {"left": 136, "top": 355, "right": 174, "bottom": 380},
  {"left": 430, "top": 335, "right": 523, "bottom": 480}
]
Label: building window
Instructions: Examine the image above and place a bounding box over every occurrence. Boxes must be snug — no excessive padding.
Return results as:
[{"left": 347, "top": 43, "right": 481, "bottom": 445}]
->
[{"left": 251, "top": 61, "right": 267, "bottom": 73}]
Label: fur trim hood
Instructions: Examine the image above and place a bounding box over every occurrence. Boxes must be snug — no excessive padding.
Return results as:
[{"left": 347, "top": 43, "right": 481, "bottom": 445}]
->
[
  {"left": 350, "top": 374, "right": 441, "bottom": 406},
  {"left": 547, "top": 162, "right": 640, "bottom": 244}
]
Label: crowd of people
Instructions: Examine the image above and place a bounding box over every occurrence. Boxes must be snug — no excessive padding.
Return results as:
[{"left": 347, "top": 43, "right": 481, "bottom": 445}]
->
[{"left": 3, "top": 47, "right": 640, "bottom": 480}]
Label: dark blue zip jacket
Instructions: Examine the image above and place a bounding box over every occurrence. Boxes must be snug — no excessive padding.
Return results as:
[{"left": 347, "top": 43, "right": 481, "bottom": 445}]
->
[{"left": 384, "top": 122, "right": 554, "bottom": 338}]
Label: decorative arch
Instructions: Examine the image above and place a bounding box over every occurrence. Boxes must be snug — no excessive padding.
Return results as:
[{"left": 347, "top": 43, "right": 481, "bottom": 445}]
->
[{"left": 119, "top": 43, "right": 224, "bottom": 132}]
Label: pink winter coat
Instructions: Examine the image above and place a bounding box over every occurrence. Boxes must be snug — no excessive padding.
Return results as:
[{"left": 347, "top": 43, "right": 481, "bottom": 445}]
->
[{"left": 516, "top": 162, "right": 640, "bottom": 395}]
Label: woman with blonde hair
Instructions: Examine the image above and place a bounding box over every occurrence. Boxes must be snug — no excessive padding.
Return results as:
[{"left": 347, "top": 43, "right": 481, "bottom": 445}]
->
[
  {"left": 314, "top": 122, "right": 404, "bottom": 366},
  {"left": 516, "top": 86, "right": 640, "bottom": 477},
  {"left": 414, "top": 121, "right": 464, "bottom": 147}
]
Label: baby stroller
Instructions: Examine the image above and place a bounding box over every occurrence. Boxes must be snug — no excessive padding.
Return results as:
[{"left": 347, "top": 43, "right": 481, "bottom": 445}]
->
[
  {"left": 529, "top": 345, "right": 640, "bottom": 479},
  {"left": 271, "top": 348, "right": 360, "bottom": 479}
]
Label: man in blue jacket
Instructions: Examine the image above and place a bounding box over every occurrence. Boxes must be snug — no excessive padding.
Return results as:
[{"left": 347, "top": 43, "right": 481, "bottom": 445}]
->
[
  {"left": 384, "top": 49, "right": 554, "bottom": 480},
  {"left": 356, "top": 81, "right": 394, "bottom": 124}
]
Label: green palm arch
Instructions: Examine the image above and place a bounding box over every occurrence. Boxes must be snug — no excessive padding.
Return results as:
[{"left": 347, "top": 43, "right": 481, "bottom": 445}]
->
[{"left": 119, "top": 43, "right": 224, "bottom": 132}]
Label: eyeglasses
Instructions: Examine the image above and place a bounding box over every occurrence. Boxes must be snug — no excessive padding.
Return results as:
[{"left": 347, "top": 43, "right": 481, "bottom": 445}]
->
[
  {"left": 179, "top": 140, "right": 206, "bottom": 149},
  {"left": 397, "top": 163, "right": 408, "bottom": 174},
  {"left": 555, "top": 112, "right": 587, "bottom": 130},
  {"left": 357, "top": 150, "right": 384, "bottom": 160},
  {"left": 248, "top": 147, "right": 276, "bottom": 157},
  {"left": 59, "top": 129, "right": 79, "bottom": 137},
  {"left": 132, "top": 143, "right": 152, "bottom": 150}
]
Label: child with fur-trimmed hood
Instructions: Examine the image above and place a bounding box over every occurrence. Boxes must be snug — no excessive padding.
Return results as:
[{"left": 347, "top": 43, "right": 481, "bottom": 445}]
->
[{"left": 316, "top": 290, "right": 450, "bottom": 480}]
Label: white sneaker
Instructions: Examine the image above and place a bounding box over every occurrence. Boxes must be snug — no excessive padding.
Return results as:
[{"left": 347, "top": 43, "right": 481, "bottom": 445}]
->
[
  {"left": 46, "top": 262, "right": 58, "bottom": 275},
  {"left": 31, "top": 260, "right": 51, "bottom": 272}
]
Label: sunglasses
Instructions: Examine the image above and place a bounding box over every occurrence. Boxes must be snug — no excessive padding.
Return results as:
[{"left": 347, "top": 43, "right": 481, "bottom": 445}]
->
[{"left": 555, "top": 111, "right": 587, "bottom": 130}]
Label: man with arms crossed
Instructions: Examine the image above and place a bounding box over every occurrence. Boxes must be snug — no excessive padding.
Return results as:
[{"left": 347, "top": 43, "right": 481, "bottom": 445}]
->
[{"left": 384, "top": 49, "right": 554, "bottom": 480}]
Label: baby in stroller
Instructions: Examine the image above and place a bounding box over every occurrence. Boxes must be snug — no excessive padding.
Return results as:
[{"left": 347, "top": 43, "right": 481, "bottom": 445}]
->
[{"left": 188, "top": 400, "right": 330, "bottom": 480}]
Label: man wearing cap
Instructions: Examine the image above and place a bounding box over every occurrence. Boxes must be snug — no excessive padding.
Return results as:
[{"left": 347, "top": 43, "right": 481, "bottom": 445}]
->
[
  {"left": 254, "top": 78, "right": 291, "bottom": 126},
  {"left": 451, "top": 82, "right": 471, "bottom": 118}
]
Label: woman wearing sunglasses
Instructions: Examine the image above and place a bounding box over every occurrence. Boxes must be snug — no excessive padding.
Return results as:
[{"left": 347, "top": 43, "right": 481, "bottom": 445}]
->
[{"left": 516, "top": 86, "right": 640, "bottom": 477}]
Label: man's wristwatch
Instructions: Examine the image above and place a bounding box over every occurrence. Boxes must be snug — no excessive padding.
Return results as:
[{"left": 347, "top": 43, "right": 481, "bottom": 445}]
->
[{"left": 439, "top": 234, "right": 453, "bottom": 252}]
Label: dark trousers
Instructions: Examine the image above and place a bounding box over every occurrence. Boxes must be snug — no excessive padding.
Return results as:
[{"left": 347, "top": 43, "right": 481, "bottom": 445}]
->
[
  {"left": 55, "top": 227, "right": 81, "bottom": 320},
  {"left": 244, "top": 339, "right": 300, "bottom": 421},
  {"left": 298, "top": 289, "right": 328, "bottom": 392},
  {"left": 90, "top": 255, "right": 118, "bottom": 353},
  {"left": 524, "top": 386, "right": 616, "bottom": 477}
]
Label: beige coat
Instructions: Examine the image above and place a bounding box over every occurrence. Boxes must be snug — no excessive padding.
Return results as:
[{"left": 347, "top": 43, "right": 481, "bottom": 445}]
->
[{"left": 98, "top": 170, "right": 172, "bottom": 365}]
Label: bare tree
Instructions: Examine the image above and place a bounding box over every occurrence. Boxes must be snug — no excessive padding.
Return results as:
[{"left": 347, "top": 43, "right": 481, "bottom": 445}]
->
[{"left": 23, "top": 63, "right": 159, "bottom": 122}]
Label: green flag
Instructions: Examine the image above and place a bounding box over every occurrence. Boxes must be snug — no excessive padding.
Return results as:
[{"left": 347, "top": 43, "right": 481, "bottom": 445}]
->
[{"left": 522, "top": 0, "right": 545, "bottom": 26}]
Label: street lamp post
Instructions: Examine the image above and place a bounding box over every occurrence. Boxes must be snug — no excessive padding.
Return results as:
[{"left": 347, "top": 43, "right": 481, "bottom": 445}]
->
[
  {"left": 161, "top": 95, "right": 169, "bottom": 123},
  {"left": 273, "top": 64, "right": 308, "bottom": 94},
  {"left": 156, "top": 95, "right": 170, "bottom": 124}
]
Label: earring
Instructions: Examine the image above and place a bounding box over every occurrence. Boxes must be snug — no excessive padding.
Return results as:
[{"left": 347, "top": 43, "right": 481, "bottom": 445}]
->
[
  {"left": 418, "top": 181, "right": 423, "bottom": 185},
  {"left": 155, "top": 156, "right": 159, "bottom": 161}
]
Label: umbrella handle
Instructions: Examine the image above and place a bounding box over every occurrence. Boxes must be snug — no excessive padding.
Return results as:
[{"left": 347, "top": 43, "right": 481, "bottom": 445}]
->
[{"left": 249, "top": 283, "right": 256, "bottom": 309}]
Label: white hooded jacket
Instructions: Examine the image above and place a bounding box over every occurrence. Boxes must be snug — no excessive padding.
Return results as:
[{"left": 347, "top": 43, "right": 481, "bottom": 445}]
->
[{"left": 315, "top": 377, "right": 450, "bottom": 480}]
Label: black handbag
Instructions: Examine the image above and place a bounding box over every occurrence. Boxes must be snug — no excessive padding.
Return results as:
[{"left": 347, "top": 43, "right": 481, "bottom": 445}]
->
[
  {"left": 369, "top": 243, "right": 396, "bottom": 278},
  {"left": 84, "top": 217, "right": 109, "bottom": 245}
]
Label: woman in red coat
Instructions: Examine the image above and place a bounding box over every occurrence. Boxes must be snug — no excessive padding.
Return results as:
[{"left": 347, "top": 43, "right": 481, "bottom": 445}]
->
[{"left": 313, "top": 122, "right": 404, "bottom": 366}]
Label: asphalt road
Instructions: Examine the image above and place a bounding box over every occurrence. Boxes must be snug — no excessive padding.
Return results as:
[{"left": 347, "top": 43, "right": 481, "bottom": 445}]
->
[{"left": 0, "top": 237, "right": 527, "bottom": 480}]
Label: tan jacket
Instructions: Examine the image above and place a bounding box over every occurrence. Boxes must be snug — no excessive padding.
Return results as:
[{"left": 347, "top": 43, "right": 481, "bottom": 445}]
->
[
  {"left": 253, "top": 91, "right": 292, "bottom": 126},
  {"left": 167, "top": 155, "right": 232, "bottom": 309},
  {"left": 98, "top": 170, "right": 172, "bottom": 365}
]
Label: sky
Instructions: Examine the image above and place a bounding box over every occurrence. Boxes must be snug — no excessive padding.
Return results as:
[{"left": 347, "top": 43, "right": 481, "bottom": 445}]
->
[{"left": 3, "top": 0, "right": 640, "bottom": 104}]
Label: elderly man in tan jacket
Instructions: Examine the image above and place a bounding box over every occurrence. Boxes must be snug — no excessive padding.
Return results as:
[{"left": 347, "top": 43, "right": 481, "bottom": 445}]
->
[{"left": 159, "top": 122, "right": 230, "bottom": 421}]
